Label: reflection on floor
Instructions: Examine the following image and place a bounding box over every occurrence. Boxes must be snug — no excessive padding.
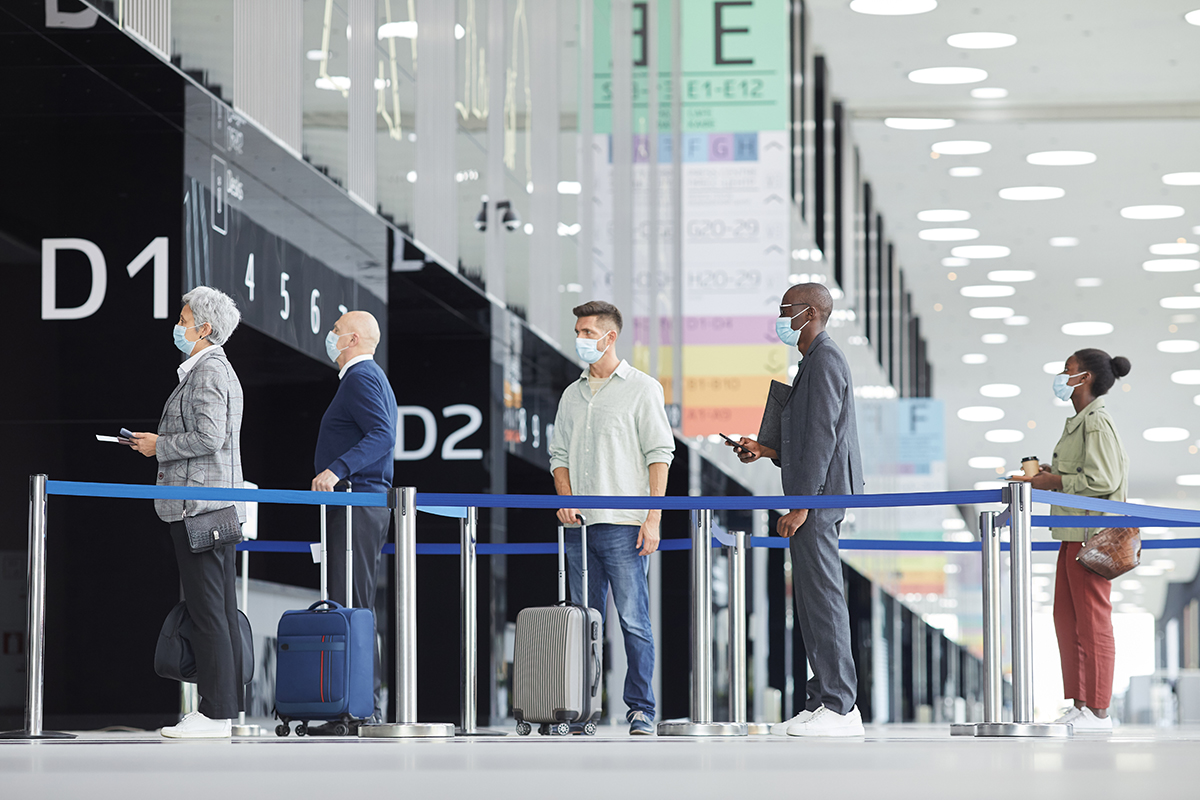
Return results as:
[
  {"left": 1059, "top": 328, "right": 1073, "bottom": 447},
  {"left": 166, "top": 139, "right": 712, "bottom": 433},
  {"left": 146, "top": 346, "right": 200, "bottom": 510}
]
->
[{"left": 5, "top": 723, "right": 1200, "bottom": 799}]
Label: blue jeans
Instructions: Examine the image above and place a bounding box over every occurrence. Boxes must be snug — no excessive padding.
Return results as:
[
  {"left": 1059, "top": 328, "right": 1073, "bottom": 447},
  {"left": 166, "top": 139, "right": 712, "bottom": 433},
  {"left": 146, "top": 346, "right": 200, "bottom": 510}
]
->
[{"left": 564, "top": 524, "right": 655, "bottom": 721}]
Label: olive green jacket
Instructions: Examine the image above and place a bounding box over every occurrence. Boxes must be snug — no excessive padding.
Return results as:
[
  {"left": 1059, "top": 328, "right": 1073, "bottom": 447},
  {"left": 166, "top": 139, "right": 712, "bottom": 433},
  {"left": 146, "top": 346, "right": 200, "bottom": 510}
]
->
[{"left": 1048, "top": 397, "right": 1129, "bottom": 542}]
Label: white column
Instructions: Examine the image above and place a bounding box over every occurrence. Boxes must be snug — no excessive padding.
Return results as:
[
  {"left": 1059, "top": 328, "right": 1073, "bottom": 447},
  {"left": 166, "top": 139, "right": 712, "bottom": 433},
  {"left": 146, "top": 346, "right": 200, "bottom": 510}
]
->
[
  {"left": 528, "top": 0, "right": 560, "bottom": 340},
  {"left": 415, "top": 0, "right": 458, "bottom": 267},
  {"left": 347, "top": 0, "right": 377, "bottom": 209}
]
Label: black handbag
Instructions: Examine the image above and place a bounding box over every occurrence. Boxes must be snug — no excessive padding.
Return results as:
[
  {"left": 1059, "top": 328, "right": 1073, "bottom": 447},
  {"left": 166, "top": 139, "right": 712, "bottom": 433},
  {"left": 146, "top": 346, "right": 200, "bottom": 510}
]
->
[
  {"left": 183, "top": 505, "right": 243, "bottom": 553},
  {"left": 154, "top": 601, "right": 254, "bottom": 685}
]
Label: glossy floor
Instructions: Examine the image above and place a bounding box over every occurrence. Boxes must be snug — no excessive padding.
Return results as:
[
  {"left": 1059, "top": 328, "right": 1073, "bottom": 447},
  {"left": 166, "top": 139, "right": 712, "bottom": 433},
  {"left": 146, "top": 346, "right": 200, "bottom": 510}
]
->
[{"left": 4, "top": 723, "right": 1198, "bottom": 799}]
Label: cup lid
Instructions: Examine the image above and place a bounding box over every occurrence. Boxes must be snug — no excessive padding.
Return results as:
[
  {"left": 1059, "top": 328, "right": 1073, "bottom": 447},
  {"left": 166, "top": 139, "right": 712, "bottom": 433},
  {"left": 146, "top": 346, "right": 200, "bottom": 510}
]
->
[{"left": 1021, "top": 456, "right": 1038, "bottom": 462}]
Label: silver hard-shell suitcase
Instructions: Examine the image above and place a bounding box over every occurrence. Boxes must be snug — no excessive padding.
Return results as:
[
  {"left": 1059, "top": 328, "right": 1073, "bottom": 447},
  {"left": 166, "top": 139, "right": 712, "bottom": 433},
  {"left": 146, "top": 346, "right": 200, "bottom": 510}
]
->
[{"left": 512, "top": 515, "right": 603, "bottom": 736}]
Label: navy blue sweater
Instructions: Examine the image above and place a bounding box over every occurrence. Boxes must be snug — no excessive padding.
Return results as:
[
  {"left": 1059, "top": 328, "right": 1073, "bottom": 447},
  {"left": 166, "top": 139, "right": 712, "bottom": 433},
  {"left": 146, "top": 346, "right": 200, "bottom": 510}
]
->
[{"left": 314, "top": 358, "right": 398, "bottom": 494}]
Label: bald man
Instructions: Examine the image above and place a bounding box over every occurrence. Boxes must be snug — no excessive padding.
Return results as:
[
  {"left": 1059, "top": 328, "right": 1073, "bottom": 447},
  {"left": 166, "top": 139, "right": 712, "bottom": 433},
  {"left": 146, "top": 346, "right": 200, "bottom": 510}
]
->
[{"left": 310, "top": 311, "right": 398, "bottom": 731}]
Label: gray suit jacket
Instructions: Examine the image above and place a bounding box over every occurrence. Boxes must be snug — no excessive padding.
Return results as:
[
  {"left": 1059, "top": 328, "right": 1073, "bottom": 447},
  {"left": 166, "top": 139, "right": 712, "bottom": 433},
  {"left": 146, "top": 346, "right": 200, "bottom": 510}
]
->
[
  {"left": 154, "top": 346, "right": 245, "bottom": 523},
  {"left": 778, "top": 331, "right": 864, "bottom": 500}
]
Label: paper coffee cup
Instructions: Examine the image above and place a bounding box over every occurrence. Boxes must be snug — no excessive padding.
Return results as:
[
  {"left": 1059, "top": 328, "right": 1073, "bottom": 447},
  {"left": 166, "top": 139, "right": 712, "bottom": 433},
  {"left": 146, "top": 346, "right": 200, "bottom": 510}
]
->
[{"left": 1021, "top": 457, "right": 1039, "bottom": 478}]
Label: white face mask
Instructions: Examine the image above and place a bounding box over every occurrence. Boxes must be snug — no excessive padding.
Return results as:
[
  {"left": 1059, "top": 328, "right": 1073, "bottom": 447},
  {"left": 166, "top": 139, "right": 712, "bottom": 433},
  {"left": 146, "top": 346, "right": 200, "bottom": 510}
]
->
[
  {"left": 1053, "top": 372, "right": 1085, "bottom": 401},
  {"left": 575, "top": 332, "right": 611, "bottom": 364}
]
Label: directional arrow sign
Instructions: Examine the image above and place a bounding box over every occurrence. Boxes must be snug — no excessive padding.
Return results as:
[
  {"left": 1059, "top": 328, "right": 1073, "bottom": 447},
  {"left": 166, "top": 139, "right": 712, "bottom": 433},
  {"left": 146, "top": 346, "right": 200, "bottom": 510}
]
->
[{"left": 764, "top": 194, "right": 784, "bottom": 204}]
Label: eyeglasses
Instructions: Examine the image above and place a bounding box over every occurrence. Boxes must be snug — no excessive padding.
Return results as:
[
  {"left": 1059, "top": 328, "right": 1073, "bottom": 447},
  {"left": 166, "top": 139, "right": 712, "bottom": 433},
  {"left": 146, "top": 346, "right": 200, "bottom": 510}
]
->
[{"left": 779, "top": 303, "right": 813, "bottom": 318}]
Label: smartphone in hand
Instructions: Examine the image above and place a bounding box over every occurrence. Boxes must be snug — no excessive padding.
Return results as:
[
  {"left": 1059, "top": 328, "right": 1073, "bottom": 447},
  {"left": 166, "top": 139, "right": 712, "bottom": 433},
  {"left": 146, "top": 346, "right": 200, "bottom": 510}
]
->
[
  {"left": 119, "top": 427, "right": 136, "bottom": 445},
  {"left": 718, "top": 433, "right": 745, "bottom": 453}
]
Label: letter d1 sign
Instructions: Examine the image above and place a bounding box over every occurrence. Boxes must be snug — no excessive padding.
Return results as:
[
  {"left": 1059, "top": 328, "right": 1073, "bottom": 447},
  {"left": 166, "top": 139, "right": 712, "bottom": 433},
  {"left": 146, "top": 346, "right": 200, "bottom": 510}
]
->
[{"left": 42, "top": 238, "right": 106, "bottom": 320}]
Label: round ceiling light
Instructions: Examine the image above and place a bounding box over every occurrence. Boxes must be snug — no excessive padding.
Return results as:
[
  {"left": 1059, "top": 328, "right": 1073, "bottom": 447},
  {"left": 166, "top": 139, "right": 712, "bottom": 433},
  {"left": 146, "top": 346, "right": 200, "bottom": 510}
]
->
[
  {"left": 987, "top": 270, "right": 1035, "bottom": 282},
  {"left": 961, "top": 285, "right": 1015, "bottom": 298},
  {"left": 885, "top": 118, "right": 955, "bottom": 130},
  {"left": 981, "top": 333, "right": 1008, "bottom": 344},
  {"left": 968, "top": 456, "right": 1007, "bottom": 469},
  {"left": 1121, "top": 205, "right": 1186, "bottom": 219},
  {"left": 962, "top": 353, "right": 987, "bottom": 364},
  {"left": 1157, "top": 340, "right": 1200, "bottom": 353},
  {"left": 1075, "top": 277, "right": 1103, "bottom": 287},
  {"left": 1144, "top": 427, "right": 1190, "bottom": 443},
  {"left": 1172, "top": 370, "right": 1200, "bottom": 385},
  {"left": 970, "top": 87, "right": 1009, "bottom": 99},
  {"left": 1004, "top": 315, "right": 1030, "bottom": 326},
  {"left": 952, "top": 245, "right": 1010, "bottom": 259},
  {"left": 1145, "top": 260, "right": 1200, "bottom": 273},
  {"left": 1061, "top": 321, "right": 1113, "bottom": 336},
  {"left": 985, "top": 429, "right": 1024, "bottom": 443},
  {"left": 980, "top": 383, "right": 1021, "bottom": 398},
  {"left": 1163, "top": 172, "right": 1200, "bottom": 186},
  {"left": 920, "top": 228, "right": 980, "bottom": 241},
  {"left": 909, "top": 67, "right": 988, "bottom": 85},
  {"left": 999, "top": 186, "right": 1066, "bottom": 201},
  {"left": 1043, "top": 361, "right": 1064, "bottom": 374},
  {"left": 942, "top": 257, "right": 970, "bottom": 267},
  {"left": 958, "top": 406, "right": 1005, "bottom": 422},
  {"left": 851, "top": 0, "right": 938, "bottom": 14},
  {"left": 1026, "top": 151, "right": 1097, "bottom": 166},
  {"left": 949, "top": 166, "right": 983, "bottom": 177},
  {"left": 970, "top": 306, "right": 1015, "bottom": 319},
  {"left": 919, "top": 209, "right": 971, "bottom": 222},
  {"left": 947, "top": 32, "right": 1017, "bottom": 49},
  {"left": 1160, "top": 296, "right": 1200, "bottom": 309},
  {"left": 1151, "top": 242, "right": 1200, "bottom": 255},
  {"left": 1049, "top": 237, "right": 1079, "bottom": 247},
  {"left": 933, "top": 140, "right": 992, "bottom": 155}
]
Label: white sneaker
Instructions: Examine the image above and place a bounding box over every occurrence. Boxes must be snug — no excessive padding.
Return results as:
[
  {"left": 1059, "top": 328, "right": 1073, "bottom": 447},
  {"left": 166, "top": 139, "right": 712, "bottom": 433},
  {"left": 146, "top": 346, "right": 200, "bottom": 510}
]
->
[
  {"left": 1069, "top": 707, "right": 1113, "bottom": 735},
  {"left": 161, "top": 711, "right": 232, "bottom": 739},
  {"left": 1053, "top": 707, "right": 1083, "bottom": 725},
  {"left": 770, "top": 707, "right": 819, "bottom": 736},
  {"left": 787, "top": 705, "right": 865, "bottom": 738}
]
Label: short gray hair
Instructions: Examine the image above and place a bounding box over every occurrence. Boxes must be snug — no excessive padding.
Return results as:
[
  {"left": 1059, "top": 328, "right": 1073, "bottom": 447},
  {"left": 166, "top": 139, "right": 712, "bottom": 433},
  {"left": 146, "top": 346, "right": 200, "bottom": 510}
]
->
[{"left": 183, "top": 286, "right": 241, "bottom": 346}]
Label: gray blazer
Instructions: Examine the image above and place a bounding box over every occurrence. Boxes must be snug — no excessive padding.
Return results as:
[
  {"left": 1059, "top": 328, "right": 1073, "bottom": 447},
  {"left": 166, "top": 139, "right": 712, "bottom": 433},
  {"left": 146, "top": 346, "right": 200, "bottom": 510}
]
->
[
  {"left": 778, "top": 331, "right": 864, "bottom": 499},
  {"left": 154, "top": 346, "right": 245, "bottom": 523}
]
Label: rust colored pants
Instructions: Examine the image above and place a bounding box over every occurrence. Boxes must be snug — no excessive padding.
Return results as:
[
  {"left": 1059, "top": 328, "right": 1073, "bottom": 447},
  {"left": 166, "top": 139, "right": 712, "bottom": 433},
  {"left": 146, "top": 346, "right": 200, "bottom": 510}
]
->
[{"left": 1054, "top": 541, "right": 1115, "bottom": 709}]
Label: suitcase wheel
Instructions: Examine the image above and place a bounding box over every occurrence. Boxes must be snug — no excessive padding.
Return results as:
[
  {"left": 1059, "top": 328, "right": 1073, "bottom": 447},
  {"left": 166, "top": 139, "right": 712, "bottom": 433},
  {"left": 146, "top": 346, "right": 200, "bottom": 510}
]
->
[
  {"left": 515, "top": 721, "right": 532, "bottom": 736},
  {"left": 554, "top": 722, "right": 571, "bottom": 736},
  {"left": 584, "top": 721, "right": 597, "bottom": 736},
  {"left": 333, "top": 722, "right": 350, "bottom": 737},
  {"left": 538, "top": 723, "right": 550, "bottom": 736},
  {"left": 275, "top": 724, "right": 290, "bottom": 737},
  {"left": 295, "top": 722, "right": 308, "bottom": 737}
]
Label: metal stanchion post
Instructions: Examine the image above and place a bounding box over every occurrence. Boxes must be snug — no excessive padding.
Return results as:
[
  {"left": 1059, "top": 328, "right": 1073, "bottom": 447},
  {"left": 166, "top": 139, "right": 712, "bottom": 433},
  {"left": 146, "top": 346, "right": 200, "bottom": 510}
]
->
[
  {"left": 359, "top": 487, "right": 454, "bottom": 738},
  {"left": 976, "top": 481, "right": 1070, "bottom": 738},
  {"left": 457, "top": 507, "right": 503, "bottom": 736},
  {"left": 1, "top": 475, "right": 74, "bottom": 739},
  {"left": 728, "top": 531, "right": 768, "bottom": 734},
  {"left": 659, "top": 510, "right": 747, "bottom": 736},
  {"left": 231, "top": 547, "right": 260, "bottom": 737},
  {"left": 951, "top": 510, "right": 999, "bottom": 736}
]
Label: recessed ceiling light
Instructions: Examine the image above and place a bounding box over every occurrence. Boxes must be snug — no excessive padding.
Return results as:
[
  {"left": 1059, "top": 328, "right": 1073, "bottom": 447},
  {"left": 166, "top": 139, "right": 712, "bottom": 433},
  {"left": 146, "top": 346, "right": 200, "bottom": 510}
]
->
[
  {"left": 1163, "top": 172, "right": 1200, "bottom": 186},
  {"left": 557, "top": 181, "right": 582, "bottom": 194},
  {"left": 1174, "top": 313, "right": 1198, "bottom": 323},
  {"left": 851, "top": 0, "right": 937, "bottom": 14},
  {"left": 1146, "top": 260, "right": 1200, "bottom": 273},
  {"left": 970, "top": 87, "right": 1009, "bottom": 99},
  {"left": 920, "top": 228, "right": 980, "bottom": 241},
  {"left": 1061, "top": 321, "right": 1113, "bottom": 336},
  {"left": 962, "top": 353, "right": 987, "bottom": 364},
  {"left": 1049, "top": 237, "right": 1079, "bottom": 247},
  {"left": 969, "top": 456, "right": 1007, "bottom": 469},
  {"left": 1157, "top": 340, "right": 1200, "bottom": 353},
  {"left": 949, "top": 166, "right": 983, "bottom": 177},
  {"left": 306, "top": 49, "right": 328, "bottom": 61},
  {"left": 952, "top": 245, "right": 1010, "bottom": 259},
  {"left": 1075, "top": 277, "right": 1102, "bottom": 287},
  {"left": 909, "top": 67, "right": 988, "bottom": 85},
  {"left": 406, "top": 170, "right": 417, "bottom": 183},
  {"left": 999, "top": 186, "right": 1066, "bottom": 201},
  {"left": 1186, "top": 9, "right": 1200, "bottom": 25},
  {"left": 970, "top": 306, "right": 1015, "bottom": 319},
  {"left": 947, "top": 31, "right": 1017, "bottom": 49},
  {"left": 981, "top": 383, "right": 1020, "bottom": 398},
  {"left": 933, "top": 140, "right": 992, "bottom": 155},
  {"left": 315, "top": 75, "right": 352, "bottom": 91},
  {"left": 1151, "top": 242, "right": 1200, "bottom": 255},
  {"left": 982, "top": 333, "right": 1008, "bottom": 344},
  {"left": 1171, "top": 370, "right": 1200, "bottom": 385},
  {"left": 987, "top": 270, "right": 1035, "bottom": 282},
  {"left": 1144, "top": 427, "right": 1190, "bottom": 442},
  {"left": 378, "top": 20, "right": 419, "bottom": 38},
  {"left": 986, "top": 429, "right": 1024, "bottom": 443},
  {"left": 961, "top": 285, "right": 1015, "bottom": 298},
  {"left": 1121, "top": 205, "right": 1186, "bottom": 219},
  {"left": 1177, "top": 474, "right": 1200, "bottom": 486},
  {"left": 958, "top": 406, "right": 1005, "bottom": 422},
  {"left": 1043, "top": 361, "right": 1064, "bottom": 374},
  {"left": 974, "top": 480, "right": 1007, "bottom": 490},
  {"left": 1004, "top": 316, "right": 1030, "bottom": 326},
  {"left": 1026, "top": 151, "right": 1097, "bottom": 166},
  {"left": 1161, "top": 296, "right": 1200, "bottom": 309},
  {"left": 885, "top": 118, "right": 956, "bottom": 130},
  {"left": 919, "top": 209, "right": 971, "bottom": 222},
  {"left": 942, "top": 257, "right": 971, "bottom": 267}
]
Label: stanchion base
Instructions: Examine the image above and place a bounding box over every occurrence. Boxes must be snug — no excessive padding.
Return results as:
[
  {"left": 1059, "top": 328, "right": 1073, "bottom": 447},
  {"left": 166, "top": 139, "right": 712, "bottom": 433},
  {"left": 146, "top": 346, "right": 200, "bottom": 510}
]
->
[
  {"left": 974, "top": 722, "right": 1071, "bottom": 738},
  {"left": 455, "top": 726, "right": 508, "bottom": 737},
  {"left": 231, "top": 724, "right": 261, "bottom": 737},
  {"left": 0, "top": 730, "right": 76, "bottom": 739},
  {"left": 657, "top": 721, "right": 747, "bottom": 737},
  {"left": 358, "top": 722, "right": 455, "bottom": 738},
  {"left": 745, "top": 723, "right": 772, "bottom": 735},
  {"left": 949, "top": 723, "right": 977, "bottom": 736}
]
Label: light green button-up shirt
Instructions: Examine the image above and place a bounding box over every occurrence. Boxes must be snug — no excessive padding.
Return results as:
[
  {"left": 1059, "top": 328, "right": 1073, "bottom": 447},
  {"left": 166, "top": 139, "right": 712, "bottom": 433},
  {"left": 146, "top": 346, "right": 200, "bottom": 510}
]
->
[{"left": 1048, "top": 397, "right": 1129, "bottom": 542}]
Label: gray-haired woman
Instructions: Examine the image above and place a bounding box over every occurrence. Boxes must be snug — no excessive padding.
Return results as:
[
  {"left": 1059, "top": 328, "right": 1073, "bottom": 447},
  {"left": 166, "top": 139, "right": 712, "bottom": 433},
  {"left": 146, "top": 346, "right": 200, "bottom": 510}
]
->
[{"left": 128, "top": 286, "right": 246, "bottom": 738}]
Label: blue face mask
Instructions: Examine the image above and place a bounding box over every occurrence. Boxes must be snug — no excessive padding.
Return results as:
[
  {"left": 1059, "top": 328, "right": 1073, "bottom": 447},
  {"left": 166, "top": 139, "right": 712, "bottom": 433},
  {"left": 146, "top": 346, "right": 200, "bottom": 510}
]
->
[
  {"left": 174, "top": 324, "right": 200, "bottom": 356},
  {"left": 575, "top": 332, "right": 611, "bottom": 364},
  {"left": 1053, "top": 372, "right": 1085, "bottom": 401},
  {"left": 776, "top": 305, "right": 812, "bottom": 348},
  {"left": 326, "top": 330, "right": 349, "bottom": 363}
]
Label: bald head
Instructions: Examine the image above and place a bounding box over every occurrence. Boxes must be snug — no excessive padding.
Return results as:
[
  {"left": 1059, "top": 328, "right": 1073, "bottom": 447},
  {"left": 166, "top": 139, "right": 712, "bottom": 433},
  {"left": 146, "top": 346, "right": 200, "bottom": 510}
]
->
[
  {"left": 337, "top": 311, "right": 381, "bottom": 351},
  {"left": 782, "top": 283, "right": 833, "bottom": 323}
]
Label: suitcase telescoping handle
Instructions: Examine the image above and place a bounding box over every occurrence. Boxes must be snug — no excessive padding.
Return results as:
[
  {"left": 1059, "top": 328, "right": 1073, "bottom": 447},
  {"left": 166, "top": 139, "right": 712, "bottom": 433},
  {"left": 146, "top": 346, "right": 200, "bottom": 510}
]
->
[
  {"left": 319, "top": 481, "right": 354, "bottom": 609},
  {"left": 556, "top": 513, "right": 588, "bottom": 605}
]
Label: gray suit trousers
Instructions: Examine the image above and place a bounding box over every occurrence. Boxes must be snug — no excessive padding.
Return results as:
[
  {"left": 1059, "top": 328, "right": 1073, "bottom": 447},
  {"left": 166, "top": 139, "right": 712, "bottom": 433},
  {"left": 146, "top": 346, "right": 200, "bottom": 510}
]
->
[
  {"left": 325, "top": 504, "right": 390, "bottom": 716},
  {"left": 789, "top": 507, "right": 857, "bottom": 716}
]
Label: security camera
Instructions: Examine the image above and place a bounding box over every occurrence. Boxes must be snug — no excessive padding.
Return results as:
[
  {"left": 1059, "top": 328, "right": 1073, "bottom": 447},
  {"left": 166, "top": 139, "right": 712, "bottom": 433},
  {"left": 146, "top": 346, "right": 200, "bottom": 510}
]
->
[{"left": 497, "top": 201, "right": 520, "bottom": 232}]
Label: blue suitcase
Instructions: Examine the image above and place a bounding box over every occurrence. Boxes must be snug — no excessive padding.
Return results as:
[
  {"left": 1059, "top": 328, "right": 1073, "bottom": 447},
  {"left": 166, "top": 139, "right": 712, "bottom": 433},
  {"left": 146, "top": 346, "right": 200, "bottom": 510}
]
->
[{"left": 274, "top": 493, "right": 375, "bottom": 736}]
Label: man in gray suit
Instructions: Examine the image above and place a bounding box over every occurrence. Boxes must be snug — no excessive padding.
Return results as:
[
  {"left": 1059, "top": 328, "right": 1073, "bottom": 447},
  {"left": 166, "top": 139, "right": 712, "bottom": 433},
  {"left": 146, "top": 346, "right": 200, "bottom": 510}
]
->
[{"left": 728, "top": 282, "right": 865, "bottom": 737}]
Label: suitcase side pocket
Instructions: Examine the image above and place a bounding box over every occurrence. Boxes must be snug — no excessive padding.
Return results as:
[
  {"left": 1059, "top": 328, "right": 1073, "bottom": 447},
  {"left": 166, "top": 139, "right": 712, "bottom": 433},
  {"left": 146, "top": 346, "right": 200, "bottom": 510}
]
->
[{"left": 277, "top": 634, "right": 347, "bottom": 704}]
